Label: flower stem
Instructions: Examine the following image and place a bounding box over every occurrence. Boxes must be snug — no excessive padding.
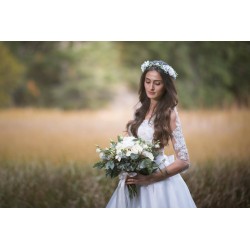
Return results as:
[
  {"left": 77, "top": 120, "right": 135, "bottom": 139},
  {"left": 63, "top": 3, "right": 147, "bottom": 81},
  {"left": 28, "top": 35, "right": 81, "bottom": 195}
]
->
[{"left": 127, "top": 184, "right": 137, "bottom": 199}]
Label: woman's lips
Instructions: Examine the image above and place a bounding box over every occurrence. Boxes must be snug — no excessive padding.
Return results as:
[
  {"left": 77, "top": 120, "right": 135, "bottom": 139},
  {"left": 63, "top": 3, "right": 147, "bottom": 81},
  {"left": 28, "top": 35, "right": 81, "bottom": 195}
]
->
[{"left": 148, "top": 91, "right": 155, "bottom": 95}]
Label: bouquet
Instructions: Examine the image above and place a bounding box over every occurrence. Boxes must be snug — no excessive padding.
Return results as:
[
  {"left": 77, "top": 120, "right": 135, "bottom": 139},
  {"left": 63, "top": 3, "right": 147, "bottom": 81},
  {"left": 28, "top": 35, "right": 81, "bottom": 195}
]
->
[{"left": 93, "top": 135, "right": 163, "bottom": 198}]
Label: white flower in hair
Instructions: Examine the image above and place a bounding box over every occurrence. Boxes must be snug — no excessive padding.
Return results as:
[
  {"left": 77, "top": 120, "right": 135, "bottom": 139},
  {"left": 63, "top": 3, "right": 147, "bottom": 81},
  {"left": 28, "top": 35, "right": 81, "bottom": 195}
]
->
[
  {"left": 168, "top": 67, "right": 175, "bottom": 77},
  {"left": 141, "top": 60, "right": 150, "bottom": 71},
  {"left": 162, "top": 64, "right": 170, "bottom": 72},
  {"left": 141, "top": 60, "right": 178, "bottom": 79}
]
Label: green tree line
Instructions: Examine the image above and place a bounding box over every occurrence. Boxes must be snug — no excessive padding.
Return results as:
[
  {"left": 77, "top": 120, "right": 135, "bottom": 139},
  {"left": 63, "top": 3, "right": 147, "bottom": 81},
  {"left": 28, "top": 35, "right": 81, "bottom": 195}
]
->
[{"left": 0, "top": 41, "right": 249, "bottom": 109}]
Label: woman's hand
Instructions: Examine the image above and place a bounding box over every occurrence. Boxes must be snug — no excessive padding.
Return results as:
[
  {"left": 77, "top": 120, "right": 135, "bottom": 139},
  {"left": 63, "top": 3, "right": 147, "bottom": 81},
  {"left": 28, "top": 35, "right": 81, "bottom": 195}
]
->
[{"left": 126, "top": 172, "right": 165, "bottom": 186}]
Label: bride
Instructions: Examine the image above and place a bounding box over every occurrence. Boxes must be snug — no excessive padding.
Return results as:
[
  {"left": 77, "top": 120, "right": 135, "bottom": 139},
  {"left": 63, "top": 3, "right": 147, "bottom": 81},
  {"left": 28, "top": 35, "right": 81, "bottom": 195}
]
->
[{"left": 106, "top": 60, "right": 196, "bottom": 208}]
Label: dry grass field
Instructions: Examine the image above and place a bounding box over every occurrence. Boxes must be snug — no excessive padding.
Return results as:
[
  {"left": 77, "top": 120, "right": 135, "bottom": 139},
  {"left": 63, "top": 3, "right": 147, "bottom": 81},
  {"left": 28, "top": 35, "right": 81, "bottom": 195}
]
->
[{"left": 0, "top": 107, "right": 249, "bottom": 207}]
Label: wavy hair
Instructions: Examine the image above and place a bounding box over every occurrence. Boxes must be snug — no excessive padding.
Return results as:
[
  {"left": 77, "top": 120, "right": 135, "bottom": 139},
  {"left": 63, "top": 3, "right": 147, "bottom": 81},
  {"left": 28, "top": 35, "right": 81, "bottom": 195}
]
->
[{"left": 126, "top": 65, "right": 178, "bottom": 148}]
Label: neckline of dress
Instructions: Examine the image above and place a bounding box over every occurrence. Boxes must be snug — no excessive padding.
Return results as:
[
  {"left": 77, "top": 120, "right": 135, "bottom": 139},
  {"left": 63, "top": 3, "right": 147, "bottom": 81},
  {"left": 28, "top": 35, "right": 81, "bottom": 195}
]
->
[
  {"left": 144, "top": 117, "right": 154, "bottom": 121},
  {"left": 144, "top": 114, "right": 156, "bottom": 121},
  {"left": 143, "top": 119, "right": 153, "bottom": 123}
]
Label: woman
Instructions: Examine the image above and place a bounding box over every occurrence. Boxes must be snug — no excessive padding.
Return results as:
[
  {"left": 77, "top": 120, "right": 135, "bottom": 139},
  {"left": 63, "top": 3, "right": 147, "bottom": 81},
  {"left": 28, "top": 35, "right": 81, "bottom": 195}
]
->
[{"left": 106, "top": 60, "right": 196, "bottom": 208}]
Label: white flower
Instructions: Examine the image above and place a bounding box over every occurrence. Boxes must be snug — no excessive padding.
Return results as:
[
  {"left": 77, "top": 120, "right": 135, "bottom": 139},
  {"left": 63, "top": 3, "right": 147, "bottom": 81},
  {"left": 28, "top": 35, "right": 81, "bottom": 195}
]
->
[
  {"left": 131, "top": 144, "right": 143, "bottom": 154},
  {"left": 126, "top": 150, "right": 132, "bottom": 157},
  {"left": 96, "top": 148, "right": 101, "bottom": 153},
  {"left": 116, "top": 148, "right": 122, "bottom": 155},
  {"left": 168, "top": 66, "right": 177, "bottom": 78},
  {"left": 116, "top": 136, "right": 135, "bottom": 151},
  {"left": 142, "top": 151, "right": 154, "bottom": 161},
  {"left": 162, "top": 65, "right": 170, "bottom": 72},
  {"left": 141, "top": 60, "right": 178, "bottom": 79},
  {"left": 141, "top": 60, "right": 150, "bottom": 71},
  {"left": 115, "top": 155, "right": 122, "bottom": 162},
  {"left": 99, "top": 152, "right": 105, "bottom": 159}
]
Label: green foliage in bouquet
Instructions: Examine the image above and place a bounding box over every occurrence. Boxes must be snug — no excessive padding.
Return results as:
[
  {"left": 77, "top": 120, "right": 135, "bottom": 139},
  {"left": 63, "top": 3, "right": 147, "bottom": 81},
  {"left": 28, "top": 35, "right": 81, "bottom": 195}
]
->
[{"left": 93, "top": 135, "right": 163, "bottom": 198}]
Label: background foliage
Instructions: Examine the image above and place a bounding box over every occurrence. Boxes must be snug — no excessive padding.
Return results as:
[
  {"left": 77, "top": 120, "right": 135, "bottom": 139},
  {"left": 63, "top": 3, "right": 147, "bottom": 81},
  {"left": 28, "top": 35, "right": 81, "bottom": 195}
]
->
[{"left": 1, "top": 41, "right": 249, "bottom": 109}]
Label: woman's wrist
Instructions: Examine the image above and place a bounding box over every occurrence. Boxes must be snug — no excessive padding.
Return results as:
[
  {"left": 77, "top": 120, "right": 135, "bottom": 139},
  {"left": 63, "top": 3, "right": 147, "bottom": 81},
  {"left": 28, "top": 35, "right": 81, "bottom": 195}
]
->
[
  {"left": 151, "top": 169, "right": 169, "bottom": 183},
  {"left": 164, "top": 167, "right": 170, "bottom": 177},
  {"left": 159, "top": 167, "right": 170, "bottom": 180}
]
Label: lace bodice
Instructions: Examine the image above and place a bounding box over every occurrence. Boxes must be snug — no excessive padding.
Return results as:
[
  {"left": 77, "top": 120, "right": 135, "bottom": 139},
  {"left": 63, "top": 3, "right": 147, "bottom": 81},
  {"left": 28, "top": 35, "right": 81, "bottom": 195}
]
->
[{"left": 136, "top": 107, "right": 190, "bottom": 162}]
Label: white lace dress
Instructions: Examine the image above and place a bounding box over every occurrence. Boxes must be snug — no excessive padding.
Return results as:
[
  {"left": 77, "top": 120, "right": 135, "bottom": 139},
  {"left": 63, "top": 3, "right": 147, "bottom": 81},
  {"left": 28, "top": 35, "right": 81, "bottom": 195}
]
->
[{"left": 106, "top": 107, "right": 196, "bottom": 208}]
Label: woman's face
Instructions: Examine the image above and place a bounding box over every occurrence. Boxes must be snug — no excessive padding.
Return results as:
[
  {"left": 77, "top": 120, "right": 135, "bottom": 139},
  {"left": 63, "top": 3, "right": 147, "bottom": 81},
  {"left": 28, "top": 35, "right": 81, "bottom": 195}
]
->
[{"left": 144, "top": 70, "right": 165, "bottom": 101}]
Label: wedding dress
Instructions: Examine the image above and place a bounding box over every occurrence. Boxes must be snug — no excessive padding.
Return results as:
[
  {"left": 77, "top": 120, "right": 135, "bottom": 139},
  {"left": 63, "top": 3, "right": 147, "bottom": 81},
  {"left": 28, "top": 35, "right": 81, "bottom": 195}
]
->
[{"left": 106, "top": 107, "right": 196, "bottom": 208}]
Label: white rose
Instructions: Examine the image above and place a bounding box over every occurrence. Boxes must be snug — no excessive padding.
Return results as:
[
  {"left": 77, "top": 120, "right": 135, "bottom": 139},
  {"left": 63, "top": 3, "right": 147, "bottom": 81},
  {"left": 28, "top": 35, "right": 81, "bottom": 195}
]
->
[
  {"left": 118, "top": 137, "right": 135, "bottom": 149},
  {"left": 142, "top": 151, "right": 154, "bottom": 161},
  {"left": 115, "top": 154, "right": 122, "bottom": 162},
  {"left": 131, "top": 148, "right": 138, "bottom": 155},
  {"left": 131, "top": 144, "right": 143, "bottom": 154},
  {"left": 115, "top": 143, "right": 122, "bottom": 151},
  {"left": 126, "top": 150, "right": 132, "bottom": 157},
  {"left": 137, "top": 144, "right": 143, "bottom": 153},
  {"left": 99, "top": 152, "right": 105, "bottom": 159}
]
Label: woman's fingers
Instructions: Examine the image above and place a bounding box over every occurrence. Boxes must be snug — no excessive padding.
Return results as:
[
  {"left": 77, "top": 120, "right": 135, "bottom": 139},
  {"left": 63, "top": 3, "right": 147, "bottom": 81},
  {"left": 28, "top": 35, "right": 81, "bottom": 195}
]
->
[
  {"left": 126, "top": 178, "right": 136, "bottom": 184},
  {"left": 126, "top": 176, "right": 147, "bottom": 185},
  {"left": 126, "top": 174, "right": 151, "bottom": 185}
]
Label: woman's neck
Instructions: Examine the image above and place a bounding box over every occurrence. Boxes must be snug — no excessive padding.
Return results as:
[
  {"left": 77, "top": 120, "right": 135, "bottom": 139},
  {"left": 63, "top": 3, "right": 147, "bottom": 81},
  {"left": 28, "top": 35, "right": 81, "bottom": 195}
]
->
[
  {"left": 145, "top": 100, "right": 158, "bottom": 119},
  {"left": 149, "top": 99, "right": 158, "bottom": 111}
]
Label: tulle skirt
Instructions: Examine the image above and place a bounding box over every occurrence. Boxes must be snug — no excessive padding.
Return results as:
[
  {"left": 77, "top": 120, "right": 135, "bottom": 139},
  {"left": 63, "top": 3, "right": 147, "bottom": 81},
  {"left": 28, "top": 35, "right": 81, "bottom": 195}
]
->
[{"left": 106, "top": 154, "right": 196, "bottom": 208}]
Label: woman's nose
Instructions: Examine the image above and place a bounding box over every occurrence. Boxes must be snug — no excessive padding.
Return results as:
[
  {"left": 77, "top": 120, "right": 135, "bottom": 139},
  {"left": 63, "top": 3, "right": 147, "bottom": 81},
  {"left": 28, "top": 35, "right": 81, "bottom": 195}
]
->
[{"left": 150, "top": 84, "right": 155, "bottom": 90}]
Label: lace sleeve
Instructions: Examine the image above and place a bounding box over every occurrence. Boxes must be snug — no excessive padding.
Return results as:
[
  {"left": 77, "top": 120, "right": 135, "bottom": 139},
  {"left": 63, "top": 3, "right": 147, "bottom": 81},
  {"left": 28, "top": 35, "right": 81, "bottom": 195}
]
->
[{"left": 170, "top": 107, "right": 190, "bottom": 167}]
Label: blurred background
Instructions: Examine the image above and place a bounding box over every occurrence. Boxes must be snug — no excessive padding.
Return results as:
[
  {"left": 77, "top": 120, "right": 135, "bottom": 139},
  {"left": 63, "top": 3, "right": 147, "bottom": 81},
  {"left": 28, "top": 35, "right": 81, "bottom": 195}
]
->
[
  {"left": 0, "top": 41, "right": 249, "bottom": 208},
  {"left": 1, "top": 41, "right": 250, "bottom": 110}
]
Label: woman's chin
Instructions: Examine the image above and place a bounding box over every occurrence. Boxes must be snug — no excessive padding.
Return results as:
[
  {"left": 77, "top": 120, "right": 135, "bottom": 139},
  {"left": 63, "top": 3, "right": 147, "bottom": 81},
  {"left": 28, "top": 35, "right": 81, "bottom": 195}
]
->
[
  {"left": 147, "top": 94, "right": 156, "bottom": 99},
  {"left": 147, "top": 95, "right": 161, "bottom": 102}
]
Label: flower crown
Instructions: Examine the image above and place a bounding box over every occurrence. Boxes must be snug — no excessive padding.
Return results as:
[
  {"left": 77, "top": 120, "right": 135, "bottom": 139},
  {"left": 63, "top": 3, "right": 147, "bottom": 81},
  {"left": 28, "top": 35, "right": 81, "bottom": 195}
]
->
[{"left": 141, "top": 60, "right": 178, "bottom": 79}]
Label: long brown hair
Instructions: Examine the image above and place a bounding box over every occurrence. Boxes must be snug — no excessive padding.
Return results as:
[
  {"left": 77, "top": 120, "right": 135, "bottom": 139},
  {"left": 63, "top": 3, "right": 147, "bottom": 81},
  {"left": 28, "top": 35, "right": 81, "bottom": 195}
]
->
[{"left": 126, "top": 65, "right": 178, "bottom": 148}]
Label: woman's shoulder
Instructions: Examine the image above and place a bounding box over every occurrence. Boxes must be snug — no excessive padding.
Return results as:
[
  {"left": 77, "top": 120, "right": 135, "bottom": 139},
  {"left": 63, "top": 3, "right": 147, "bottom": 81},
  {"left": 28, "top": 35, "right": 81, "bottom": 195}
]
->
[
  {"left": 168, "top": 106, "right": 179, "bottom": 127},
  {"left": 168, "top": 106, "right": 177, "bottom": 115}
]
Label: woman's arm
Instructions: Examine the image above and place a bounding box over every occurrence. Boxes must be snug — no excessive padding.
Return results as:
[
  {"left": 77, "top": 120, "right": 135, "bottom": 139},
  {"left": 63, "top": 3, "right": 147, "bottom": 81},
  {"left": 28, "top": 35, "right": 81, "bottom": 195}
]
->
[
  {"left": 126, "top": 107, "right": 190, "bottom": 185},
  {"left": 163, "top": 107, "right": 190, "bottom": 170}
]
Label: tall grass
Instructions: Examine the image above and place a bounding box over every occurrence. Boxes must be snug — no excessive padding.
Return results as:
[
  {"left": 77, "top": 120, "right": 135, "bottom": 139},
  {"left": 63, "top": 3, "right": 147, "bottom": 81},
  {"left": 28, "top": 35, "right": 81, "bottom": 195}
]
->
[
  {"left": 183, "top": 157, "right": 250, "bottom": 208},
  {"left": 0, "top": 157, "right": 249, "bottom": 208},
  {"left": 0, "top": 107, "right": 249, "bottom": 207},
  {"left": 0, "top": 158, "right": 117, "bottom": 208}
]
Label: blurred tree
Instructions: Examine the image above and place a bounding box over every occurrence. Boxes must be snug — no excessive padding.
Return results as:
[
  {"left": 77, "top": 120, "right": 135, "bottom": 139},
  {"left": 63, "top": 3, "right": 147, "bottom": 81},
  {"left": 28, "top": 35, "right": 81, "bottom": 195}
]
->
[
  {"left": 228, "top": 42, "right": 250, "bottom": 107},
  {"left": 184, "top": 41, "right": 234, "bottom": 109},
  {"left": 117, "top": 41, "right": 250, "bottom": 109},
  {"left": 6, "top": 41, "right": 70, "bottom": 106},
  {"left": 4, "top": 41, "right": 121, "bottom": 109},
  {"left": 50, "top": 41, "right": 121, "bottom": 109},
  {"left": 1, "top": 41, "right": 250, "bottom": 110},
  {"left": 0, "top": 43, "right": 24, "bottom": 107}
]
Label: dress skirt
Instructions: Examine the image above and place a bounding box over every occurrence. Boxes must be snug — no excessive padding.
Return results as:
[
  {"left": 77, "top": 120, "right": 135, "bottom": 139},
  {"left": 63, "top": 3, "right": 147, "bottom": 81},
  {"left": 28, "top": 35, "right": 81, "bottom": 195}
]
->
[{"left": 106, "top": 154, "right": 197, "bottom": 208}]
